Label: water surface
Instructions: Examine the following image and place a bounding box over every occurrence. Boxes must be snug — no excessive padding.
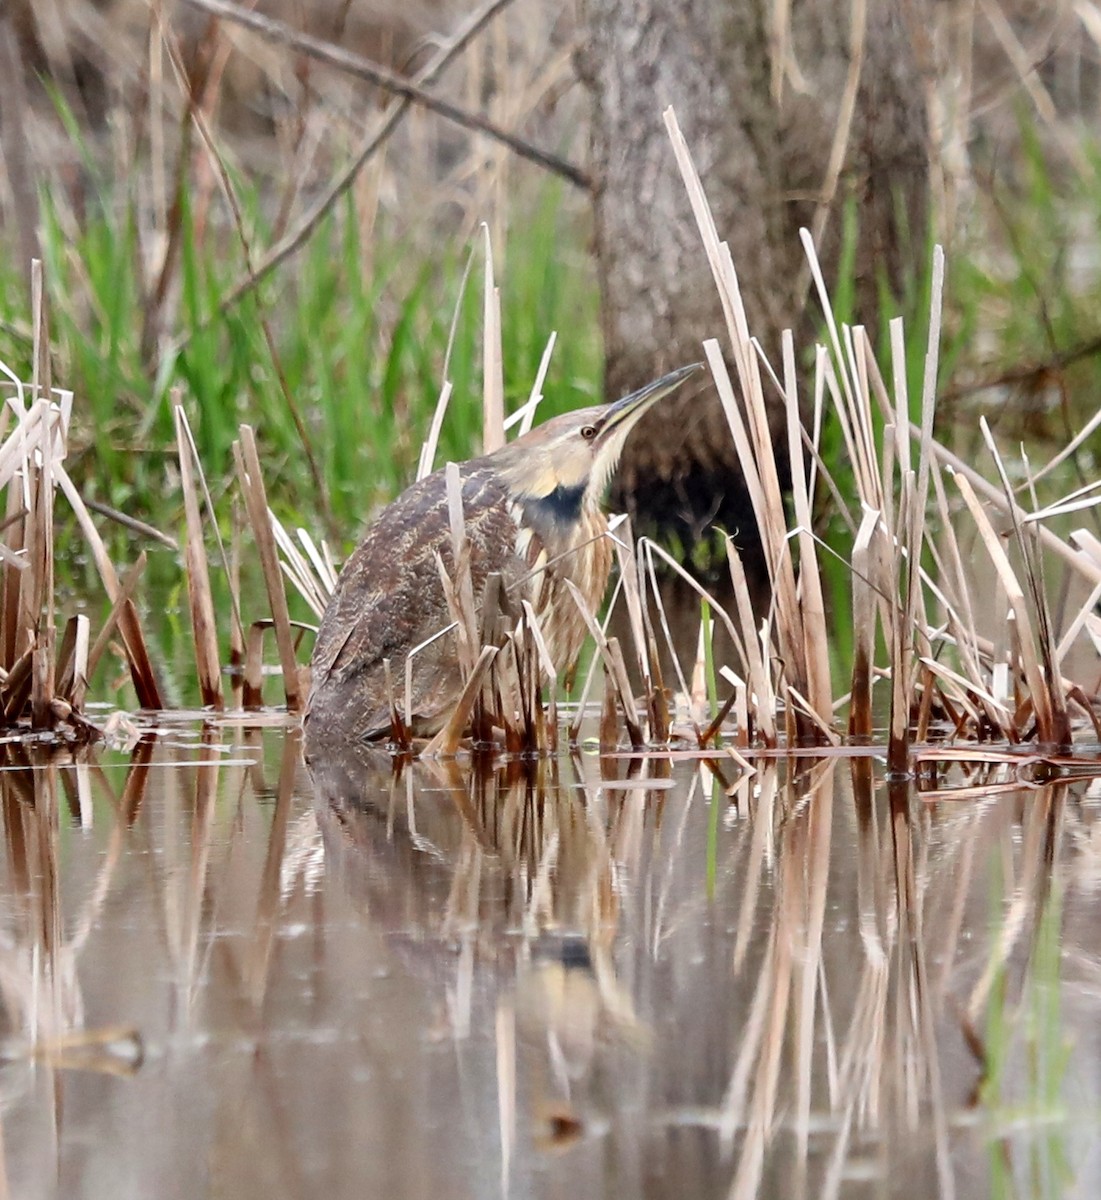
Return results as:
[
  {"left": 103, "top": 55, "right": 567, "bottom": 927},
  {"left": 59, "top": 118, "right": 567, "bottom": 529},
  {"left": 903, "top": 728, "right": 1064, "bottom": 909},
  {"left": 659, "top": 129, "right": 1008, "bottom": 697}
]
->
[{"left": 2, "top": 724, "right": 1099, "bottom": 1198}]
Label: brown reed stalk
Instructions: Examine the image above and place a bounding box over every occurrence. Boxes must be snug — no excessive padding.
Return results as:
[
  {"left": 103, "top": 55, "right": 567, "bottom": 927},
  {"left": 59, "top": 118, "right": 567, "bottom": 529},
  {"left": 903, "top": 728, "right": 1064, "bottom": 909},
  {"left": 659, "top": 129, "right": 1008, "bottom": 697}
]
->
[
  {"left": 57, "top": 467, "right": 163, "bottom": 709},
  {"left": 565, "top": 580, "right": 643, "bottom": 748},
  {"left": 175, "top": 404, "right": 223, "bottom": 709},
  {"left": 55, "top": 614, "right": 89, "bottom": 710},
  {"left": 233, "top": 425, "right": 302, "bottom": 712}
]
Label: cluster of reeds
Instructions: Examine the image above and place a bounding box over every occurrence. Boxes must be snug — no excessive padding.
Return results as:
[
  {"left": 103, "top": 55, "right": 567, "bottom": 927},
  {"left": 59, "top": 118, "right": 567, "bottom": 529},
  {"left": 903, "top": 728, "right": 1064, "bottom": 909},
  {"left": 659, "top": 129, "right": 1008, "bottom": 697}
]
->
[
  {"left": 647, "top": 109, "right": 1101, "bottom": 760},
  {"left": 0, "top": 267, "right": 164, "bottom": 736},
  {"left": 4, "top": 107, "right": 1100, "bottom": 760}
]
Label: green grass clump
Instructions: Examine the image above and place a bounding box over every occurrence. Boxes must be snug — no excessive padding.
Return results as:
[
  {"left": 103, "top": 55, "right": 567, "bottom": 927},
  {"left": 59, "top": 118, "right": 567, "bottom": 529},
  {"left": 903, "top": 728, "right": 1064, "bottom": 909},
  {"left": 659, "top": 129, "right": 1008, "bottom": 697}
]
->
[{"left": 0, "top": 167, "right": 600, "bottom": 556}]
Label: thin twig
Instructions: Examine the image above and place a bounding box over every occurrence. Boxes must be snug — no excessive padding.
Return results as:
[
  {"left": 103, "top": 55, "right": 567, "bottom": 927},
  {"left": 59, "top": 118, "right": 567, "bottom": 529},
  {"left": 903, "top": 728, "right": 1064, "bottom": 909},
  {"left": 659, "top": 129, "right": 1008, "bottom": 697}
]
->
[
  {"left": 169, "top": 0, "right": 523, "bottom": 353},
  {"left": 179, "top": 0, "right": 588, "bottom": 185},
  {"left": 939, "top": 333, "right": 1101, "bottom": 403},
  {"left": 157, "top": 15, "right": 331, "bottom": 524},
  {"left": 84, "top": 498, "right": 177, "bottom": 550}
]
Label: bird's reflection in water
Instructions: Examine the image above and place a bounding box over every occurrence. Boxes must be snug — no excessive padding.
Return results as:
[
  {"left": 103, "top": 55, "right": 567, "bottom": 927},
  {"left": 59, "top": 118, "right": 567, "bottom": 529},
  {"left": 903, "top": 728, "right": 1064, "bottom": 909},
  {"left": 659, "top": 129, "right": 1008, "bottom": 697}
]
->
[{"left": 306, "top": 736, "right": 656, "bottom": 1152}]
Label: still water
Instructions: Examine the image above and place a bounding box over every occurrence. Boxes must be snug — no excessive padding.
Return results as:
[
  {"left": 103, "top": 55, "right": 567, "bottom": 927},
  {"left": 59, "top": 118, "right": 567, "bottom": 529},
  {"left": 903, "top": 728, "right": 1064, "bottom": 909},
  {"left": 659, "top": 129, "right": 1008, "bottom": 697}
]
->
[{"left": 1, "top": 721, "right": 1100, "bottom": 1199}]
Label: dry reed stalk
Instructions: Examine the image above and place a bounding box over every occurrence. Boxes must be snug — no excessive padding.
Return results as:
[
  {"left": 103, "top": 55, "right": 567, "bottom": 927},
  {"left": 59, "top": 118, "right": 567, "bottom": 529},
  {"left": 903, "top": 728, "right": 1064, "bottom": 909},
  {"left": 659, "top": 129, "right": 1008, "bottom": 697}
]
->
[
  {"left": 637, "top": 548, "right": 698, "bottom": 740},
  {"left": 242, "top": 622, "right": 267, "bottom": 709},
  {"left": 424, "top": 645, "right": 499, "bottom": 756},
  {"left": 233, "top": 425, "right": 301, "bottom": 711},
  {"left": 782, "top": 331, "right": 832, "bottom": 719},
  {"left": 916, "top": 657, "right": 1009, "bottom": 726},
  {"left": 442, "top": 462, "right": 481, "bottom": 683},
  {"left": 177, "top": 412, "right": 246, "bottom": 650},
  {"left": 698, "top": 690, "right": 741, "bottom": 749},
  {"left": 269, "top": 512, "right": 334, "bottom": 619},
  {"left": 174, "top": 404, "right": 223, "bottom": 709},
  {"left": 707, "top": 336, "right": 816, "bottom": 736},
  {"left": 228, "top": 500, "right": 245, "bottom": 707},
  {"left": 610, "top": 519, "right": 658, "bottom": 722},
  {"left": 892, "top": 251, "right": 943, "bottom": 771},
  {"left": 417, "top": 381, "right": 454, "bottom": 482},
  {"left": 645, "top": 536, "right": 749, "bottom": 690},
  {"left": 599, "top": 667, "right": 619, "bottom": 751},
  {"left": 518, "top": 600, "right": 558, "bottom": 752},
  {"left": 476, "top": 576, "right": 510, "bottom": 743},
  {"left": 0, "top": 474, "right": 27, "bottom": 674},
  {"left": 566, "top": 574, "right": 625, "bottom": 744},
  {"left": 848, "top": 508, "right": 882, "bottom": 737},
  {"left": 57, "top": 465, "right": 163, "bottom": 708},
  {"left": 493, "top": 627, "right": 527, "bottom": 749},
  {"left": 689, "top": 614, "right": 709, "bottom": 719},
  {"left": 629, "top": 549, "right": 672, "bottom": 744},
  {"left": 1058, "top": 531, "right": 1101, "bottom": 667},
  {"left": 725, "top": 542, "right": 777, "bottom": 746},
  {"left": 1, "top": 652, "right": 33, "bottom": 723},
  {"left": 954, "top": 472, "right": 1067, "bottom": 744},
  {"left": 605, "top": 637, "right": 643, "bottom": 748},
  {"left": 666, "top": 107, "right": 828, "bottom": 739},
  {"left": 54, "top": 614, "right": 89, "bottom": 710},
  {"left": 27, "top": 267, "right": 56, "bottom": 729},
  {"left": 920, "top": 429, "right": 1101, "bottom": 589},
  {"left": 481, "top": 224, "right": 506, "bottom": 454},
  {"left": 512, "top": 629, "right": 540, "bottom": 751},
  {"left": 565, "top": 580, "right": 643, "bottom": 748},
  {"left": 979, "top": 417, "right": 1070, "bottom": 740},
  {"left": 506, "top": 332, "right": 555, "bottom": 438},
  {"left": 84, "top": 554, "right": 149, "bottom": 685}
]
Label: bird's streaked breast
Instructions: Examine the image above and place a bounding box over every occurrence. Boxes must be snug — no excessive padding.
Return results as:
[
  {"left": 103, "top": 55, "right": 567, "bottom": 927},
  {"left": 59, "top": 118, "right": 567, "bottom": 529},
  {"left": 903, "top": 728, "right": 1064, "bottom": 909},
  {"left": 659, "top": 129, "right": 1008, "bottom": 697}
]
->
[{"left": 506, "top": 499, "right": 613, "bottom": 673}]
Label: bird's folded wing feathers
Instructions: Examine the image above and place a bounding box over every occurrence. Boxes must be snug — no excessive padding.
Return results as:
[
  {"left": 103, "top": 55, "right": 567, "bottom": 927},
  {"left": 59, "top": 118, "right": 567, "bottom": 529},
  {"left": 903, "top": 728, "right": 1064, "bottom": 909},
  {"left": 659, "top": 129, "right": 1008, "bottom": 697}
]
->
[{"left": 310, "top": 465, "right": 524, "bottom": 686}]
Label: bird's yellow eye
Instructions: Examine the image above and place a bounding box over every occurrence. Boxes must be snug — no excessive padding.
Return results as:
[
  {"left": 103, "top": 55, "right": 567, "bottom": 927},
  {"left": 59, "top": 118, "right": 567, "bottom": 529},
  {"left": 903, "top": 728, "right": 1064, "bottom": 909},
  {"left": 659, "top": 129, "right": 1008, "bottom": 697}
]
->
[{"left": 580, "top": 425, "right": 597, "bottom": 441}]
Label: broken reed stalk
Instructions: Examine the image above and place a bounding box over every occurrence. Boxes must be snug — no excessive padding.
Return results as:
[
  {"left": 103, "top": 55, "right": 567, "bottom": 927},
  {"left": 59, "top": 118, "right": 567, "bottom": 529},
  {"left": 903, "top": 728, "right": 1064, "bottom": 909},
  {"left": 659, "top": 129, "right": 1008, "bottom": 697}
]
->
[
  {"left": 481, "top": 224, "right": 506, "bottom": 454},
  {"left": 28, "top": 262, "right": 56, "bottom": 729},
  {"left": 55, "top": 614, "right": 89, "bottom": 709},
  {"left": 849, "top": 510, "right": 881, "bottom": 738},
  {"left": 518, "top": 600, "right": 559, "bottom": 752},
  {"left": 979, "top": 417, "right": 1070, "bottom": 744},
  {"left": 954, "top": 473, "right": 1068, "bottom": 745},
  {"left": 424, "top": 645, "right": 498, "bottom": 756},
  {"left": 0, "top": 334, "right": 167, "bottom": 726},
  {"left": 442, "top": 462, "right": 480, "bottom": 682},
  {"left": 233, "top": 425, "right": 302, "bottom": 711},
  {"left": 175, "top": 404, "right": 223, "bottom": 708},
  {"left": 611, "top": 519, "right": 671, "bottom": 743},
  {"left": 565, "top": 579, "right": 644, "bottom": 748},
  {"left": 57, "top": 466, "right": 163, "bottom": 708},
  {"left": 84, "top": 554, "right": 148, "bottom": 686},
  {"left": 782, "top": 329, "right": 832, "bottom": 722}
]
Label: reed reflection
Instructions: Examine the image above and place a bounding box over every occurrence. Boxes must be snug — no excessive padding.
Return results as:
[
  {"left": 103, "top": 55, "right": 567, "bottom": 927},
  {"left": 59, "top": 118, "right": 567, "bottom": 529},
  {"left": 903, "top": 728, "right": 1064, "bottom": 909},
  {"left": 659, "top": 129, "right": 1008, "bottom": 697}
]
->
[
  {"left": 307, "top": 737, "right": 656, "bottom": 1165},
  {"left": 0, "top": 729, "right": 1096, "bottom": 1200}
]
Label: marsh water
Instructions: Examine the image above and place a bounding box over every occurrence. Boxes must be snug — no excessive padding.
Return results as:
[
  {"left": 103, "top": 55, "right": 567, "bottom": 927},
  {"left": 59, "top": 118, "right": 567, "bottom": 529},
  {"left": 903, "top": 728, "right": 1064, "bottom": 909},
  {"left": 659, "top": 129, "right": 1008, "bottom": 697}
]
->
[{"left": 2, "top": 720, "right": 1100, "bottom": 1199}]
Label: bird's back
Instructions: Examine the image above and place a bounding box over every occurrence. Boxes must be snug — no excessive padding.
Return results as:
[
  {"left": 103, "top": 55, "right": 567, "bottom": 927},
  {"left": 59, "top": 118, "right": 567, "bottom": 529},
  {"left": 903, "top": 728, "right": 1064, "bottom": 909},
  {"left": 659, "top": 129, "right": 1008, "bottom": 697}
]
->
[{"left": 307, "top": 462, "right": 525, "bottom": 738}]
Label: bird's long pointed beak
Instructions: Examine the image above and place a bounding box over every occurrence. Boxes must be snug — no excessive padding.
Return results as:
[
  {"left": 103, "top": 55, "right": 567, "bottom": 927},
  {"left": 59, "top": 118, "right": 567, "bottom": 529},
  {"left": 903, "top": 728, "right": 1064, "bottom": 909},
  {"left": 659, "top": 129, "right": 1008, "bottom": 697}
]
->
[{"left": 595, "top": 361, "right": 704, "bottom": 445}]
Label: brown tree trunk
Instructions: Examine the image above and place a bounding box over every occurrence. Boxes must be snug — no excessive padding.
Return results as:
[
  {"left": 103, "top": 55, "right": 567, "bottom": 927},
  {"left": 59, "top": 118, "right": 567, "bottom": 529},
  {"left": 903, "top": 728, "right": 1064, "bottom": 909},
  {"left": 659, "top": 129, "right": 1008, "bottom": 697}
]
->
[{"left": 577, "top": 0, "right": 929, "bottom": 564}]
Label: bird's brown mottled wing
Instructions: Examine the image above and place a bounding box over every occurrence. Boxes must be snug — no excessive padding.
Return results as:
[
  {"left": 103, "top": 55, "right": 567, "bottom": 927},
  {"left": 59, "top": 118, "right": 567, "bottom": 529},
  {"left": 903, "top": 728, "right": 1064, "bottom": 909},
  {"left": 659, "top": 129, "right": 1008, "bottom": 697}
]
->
[{"left": 307, "top": 463, "right": 526, "bottom": 736}]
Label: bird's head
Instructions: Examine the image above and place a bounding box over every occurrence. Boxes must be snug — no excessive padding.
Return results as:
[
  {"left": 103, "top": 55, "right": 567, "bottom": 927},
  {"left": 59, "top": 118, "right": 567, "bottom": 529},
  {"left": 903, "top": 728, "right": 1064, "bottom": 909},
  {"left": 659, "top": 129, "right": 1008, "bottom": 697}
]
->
[{"left": 494, "top": 362, "right": 703, "bottom": 511}]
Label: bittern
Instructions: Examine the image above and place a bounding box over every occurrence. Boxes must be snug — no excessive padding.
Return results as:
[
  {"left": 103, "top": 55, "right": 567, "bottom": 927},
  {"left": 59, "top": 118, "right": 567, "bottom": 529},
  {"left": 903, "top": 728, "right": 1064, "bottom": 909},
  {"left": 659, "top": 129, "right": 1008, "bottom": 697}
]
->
[{"left": 305, "top": 362, "right": 702, "bottom": 740}]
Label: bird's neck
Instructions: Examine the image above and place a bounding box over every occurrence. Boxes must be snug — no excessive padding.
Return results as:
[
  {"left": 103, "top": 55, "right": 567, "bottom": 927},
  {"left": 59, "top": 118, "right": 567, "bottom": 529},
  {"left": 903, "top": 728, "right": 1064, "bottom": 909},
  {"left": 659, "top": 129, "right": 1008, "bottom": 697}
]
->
[
  {"left": 520, "top": 481, "right": 589, "bottom": 533},
  {"left": 520, "top": 482, "right": 605, "bottom": 555}
]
